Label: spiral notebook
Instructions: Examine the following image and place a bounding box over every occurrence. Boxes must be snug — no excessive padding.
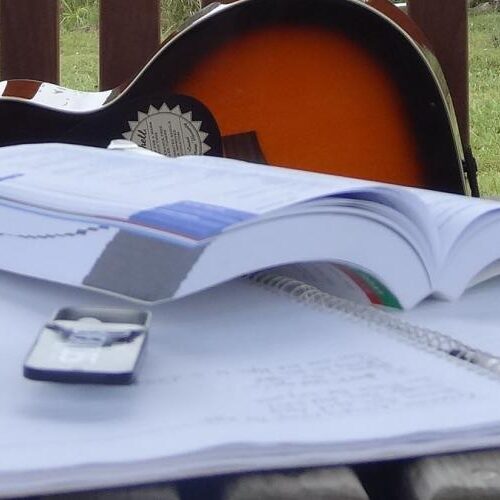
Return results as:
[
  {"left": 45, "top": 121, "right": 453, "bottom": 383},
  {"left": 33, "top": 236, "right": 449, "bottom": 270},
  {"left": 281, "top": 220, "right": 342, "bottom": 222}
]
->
[
  {"left": 3, "top": 270, "right": 500, "bottom": 497},
  {"left": 250, "top": 271, "right": 500, "bottom": 375}
]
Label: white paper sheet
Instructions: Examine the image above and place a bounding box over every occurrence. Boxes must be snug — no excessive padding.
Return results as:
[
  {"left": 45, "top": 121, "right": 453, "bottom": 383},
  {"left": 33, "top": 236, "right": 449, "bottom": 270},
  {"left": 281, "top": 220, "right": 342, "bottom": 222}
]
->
[
  {"left": 2, "top": 272, "right": 500, "bottom": 497},
  {"left": 402, "top": 276, "right": 500, "bottom": 356}
]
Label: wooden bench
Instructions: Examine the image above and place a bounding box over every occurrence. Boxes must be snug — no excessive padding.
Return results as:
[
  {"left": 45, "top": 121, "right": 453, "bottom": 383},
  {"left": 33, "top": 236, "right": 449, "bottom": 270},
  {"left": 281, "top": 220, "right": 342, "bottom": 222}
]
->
[{"left": 0, "top": 1, "right": 492, "bottom": 499}]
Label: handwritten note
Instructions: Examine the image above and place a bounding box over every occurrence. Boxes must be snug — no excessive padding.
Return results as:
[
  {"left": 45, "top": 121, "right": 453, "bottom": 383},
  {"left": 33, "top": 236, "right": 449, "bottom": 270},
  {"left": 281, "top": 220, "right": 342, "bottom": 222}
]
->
[{"left": 1, "top": 277, "right": 500, "bottom": 497}]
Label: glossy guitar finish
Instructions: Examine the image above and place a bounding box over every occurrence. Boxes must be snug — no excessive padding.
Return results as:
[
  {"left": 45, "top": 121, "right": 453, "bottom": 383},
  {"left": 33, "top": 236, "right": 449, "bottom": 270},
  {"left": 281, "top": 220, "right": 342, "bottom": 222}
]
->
[{"left": 0, "top": 0, "right": 472, "bottom": 194}]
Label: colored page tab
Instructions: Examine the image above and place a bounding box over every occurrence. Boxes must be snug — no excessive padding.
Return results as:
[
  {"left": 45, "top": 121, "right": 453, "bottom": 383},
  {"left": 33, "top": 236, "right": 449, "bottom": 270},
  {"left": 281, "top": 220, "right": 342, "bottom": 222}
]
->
[{"left": 129, "top": 201, "right": 255, "bottom": 240}]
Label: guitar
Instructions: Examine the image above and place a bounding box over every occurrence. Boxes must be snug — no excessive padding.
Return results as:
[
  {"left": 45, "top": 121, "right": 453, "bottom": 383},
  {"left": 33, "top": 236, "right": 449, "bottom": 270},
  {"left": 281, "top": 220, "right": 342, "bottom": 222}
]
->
[{"left": 0, "top": 0, "right": 476, "bottom": 194}]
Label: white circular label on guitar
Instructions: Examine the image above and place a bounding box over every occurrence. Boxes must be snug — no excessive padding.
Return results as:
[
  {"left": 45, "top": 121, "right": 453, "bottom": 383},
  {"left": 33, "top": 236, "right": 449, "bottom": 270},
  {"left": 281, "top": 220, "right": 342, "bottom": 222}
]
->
[{"left": 123, "top": 104, "right": 211, "bottom": 156}]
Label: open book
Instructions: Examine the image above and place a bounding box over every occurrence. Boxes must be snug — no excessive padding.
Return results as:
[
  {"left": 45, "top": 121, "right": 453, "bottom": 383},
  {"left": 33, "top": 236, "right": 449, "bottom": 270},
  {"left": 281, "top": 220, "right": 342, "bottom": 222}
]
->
[{"left": 0, "top": 142, "right": 499, "bottom": 309}]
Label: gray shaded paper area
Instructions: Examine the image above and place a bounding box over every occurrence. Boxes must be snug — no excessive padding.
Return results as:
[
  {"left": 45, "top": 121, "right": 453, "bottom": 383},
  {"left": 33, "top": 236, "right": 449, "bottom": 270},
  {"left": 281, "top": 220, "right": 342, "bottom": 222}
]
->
[{"left": 83, "top": 230, "right": 205, "bottom": 301}]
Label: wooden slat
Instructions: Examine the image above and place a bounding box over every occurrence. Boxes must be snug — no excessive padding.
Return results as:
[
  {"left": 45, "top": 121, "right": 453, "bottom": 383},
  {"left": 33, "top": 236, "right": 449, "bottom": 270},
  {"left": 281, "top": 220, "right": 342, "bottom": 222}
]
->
[
  {"left": 407, "top": 0, "right": 470, "bottom": 146},
  {"left": 99, "top": 0, "right": 161, "bottom": 91},
  {"left": 400, "top": 451, "right": 500, "bottom": 499},
  {"left": 0, "top": 0, "right": 59, "bottom": 83},
  {"left": 222, "top": 468, "right": 370, "bottom": 500}
]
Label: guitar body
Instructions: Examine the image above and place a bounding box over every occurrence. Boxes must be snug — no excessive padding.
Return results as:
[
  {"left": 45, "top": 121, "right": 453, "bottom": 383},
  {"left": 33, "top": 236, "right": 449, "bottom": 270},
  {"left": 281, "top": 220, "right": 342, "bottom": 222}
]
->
[{"left": 0, "top": 0, "right": 468, "bottom": 193}]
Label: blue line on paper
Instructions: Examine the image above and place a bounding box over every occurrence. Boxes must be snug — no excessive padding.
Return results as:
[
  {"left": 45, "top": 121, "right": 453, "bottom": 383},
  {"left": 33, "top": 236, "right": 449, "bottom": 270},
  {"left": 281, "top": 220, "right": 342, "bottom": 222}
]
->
[
  {"left": 0, "top": 173, "right": 24, "bottom": 182},
  {"left": 129, "top": 201, "right": 255, "bottom": 240}
]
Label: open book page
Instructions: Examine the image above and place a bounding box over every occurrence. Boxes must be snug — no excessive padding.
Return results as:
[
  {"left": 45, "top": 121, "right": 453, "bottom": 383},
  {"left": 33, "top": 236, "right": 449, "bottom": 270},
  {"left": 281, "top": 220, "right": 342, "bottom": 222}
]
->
[
  {"left": 0, "top": 144, "right": 434, "bottom": 243},
  {"left": 0, "top": 143, "right": 377, "bottom": 226},
  {"left": 0, "top": 143, "right": 436, "bottom": 307},
  {"left": 3, "top": 272, "right": 500, "bottom": 496},
  {"left": 406, "top": 187, "right": 500, "bottom": 298}
]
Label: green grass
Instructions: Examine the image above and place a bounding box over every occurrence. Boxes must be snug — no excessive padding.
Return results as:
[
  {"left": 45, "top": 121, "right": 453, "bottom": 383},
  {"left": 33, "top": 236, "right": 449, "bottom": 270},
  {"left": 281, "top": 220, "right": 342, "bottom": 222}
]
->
[
  {"left": 60, "top": 0, "right": 199, "bottom": 91},
  {"left": 60, "top": 0, "right": 99, "bottom": 31},
  {"left": 59, "top": 8, "right": 500, "bottom": 194},
  {"left": 469, "top": 11, "right": 500, "bottom": 195},
  {"left": 60, "top": 0, "right": 199, "bottom": 33},
  {"left": 161, "top": 0, "right": 201, "bottom": 37},
  {"left": 60, "top": 30, "right": 98, "bottom": 91}
]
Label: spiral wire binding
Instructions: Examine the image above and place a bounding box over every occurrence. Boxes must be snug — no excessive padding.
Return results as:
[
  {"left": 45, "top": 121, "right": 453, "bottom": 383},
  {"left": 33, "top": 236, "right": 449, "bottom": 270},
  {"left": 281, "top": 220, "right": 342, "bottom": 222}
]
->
[{"left": 249, "top": 271, "right": 500, "bottom": 378}]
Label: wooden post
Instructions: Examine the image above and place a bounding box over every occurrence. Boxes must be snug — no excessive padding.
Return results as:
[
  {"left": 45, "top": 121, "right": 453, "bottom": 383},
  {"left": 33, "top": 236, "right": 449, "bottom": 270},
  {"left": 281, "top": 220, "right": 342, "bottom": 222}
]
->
[
  {"left": 407, "top": 0, "right": 470, "bottom": 146},
  {"left": 99, "top": 0, "right": 161, "bottom": 91},
  {"left": 0, "top": 0, "right": 60, "bottom": 83}
]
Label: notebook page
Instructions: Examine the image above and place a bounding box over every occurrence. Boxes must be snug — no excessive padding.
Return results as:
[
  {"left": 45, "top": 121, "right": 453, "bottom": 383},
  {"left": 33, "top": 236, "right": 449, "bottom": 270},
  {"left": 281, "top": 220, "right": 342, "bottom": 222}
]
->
[
  {"left": 2, "top": 273, "right": 500, "bottom": 496},
  {"left": 401, "top": 276, "right": 500, "bottom": 357}
]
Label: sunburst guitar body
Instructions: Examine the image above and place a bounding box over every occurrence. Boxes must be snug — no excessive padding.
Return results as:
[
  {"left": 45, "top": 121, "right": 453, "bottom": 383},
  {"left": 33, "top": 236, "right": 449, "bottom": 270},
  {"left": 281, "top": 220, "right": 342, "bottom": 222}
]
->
[{"left": 0, "top": 0, "right": 473, "bottom": 193}]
